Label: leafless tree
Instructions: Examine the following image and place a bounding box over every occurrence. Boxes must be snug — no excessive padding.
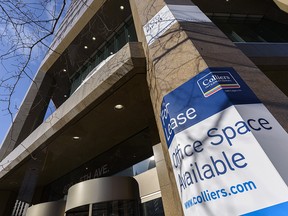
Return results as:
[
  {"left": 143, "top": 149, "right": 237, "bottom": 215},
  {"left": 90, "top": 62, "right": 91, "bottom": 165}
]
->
[{"left": 0, "top": 0, "right": 68, "bottom": 121}]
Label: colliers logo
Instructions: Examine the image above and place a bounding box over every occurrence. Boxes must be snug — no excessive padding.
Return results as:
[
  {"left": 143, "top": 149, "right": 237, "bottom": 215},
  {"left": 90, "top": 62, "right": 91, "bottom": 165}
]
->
[{"left": 197, "top": 71, "right": 240, "bottom": 97}]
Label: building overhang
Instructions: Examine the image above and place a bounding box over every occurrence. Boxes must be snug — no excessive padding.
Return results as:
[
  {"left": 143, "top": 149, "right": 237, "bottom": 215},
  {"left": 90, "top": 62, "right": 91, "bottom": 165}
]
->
[{"left": 0, "top": 43, "right": 158, "bottom": 193}]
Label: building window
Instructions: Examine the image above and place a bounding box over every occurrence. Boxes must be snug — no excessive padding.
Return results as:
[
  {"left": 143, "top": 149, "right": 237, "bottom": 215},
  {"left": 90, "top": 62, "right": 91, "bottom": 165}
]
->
[
  {"left": 43, "top": 129, "right": 153, "bottom": 201},
  {"left": 70, "top": 17, "right": 138, "bottom": 94},
  {"left": 212, "top": 16, "right": 288, "bottom": 43},
  {"left": 141, "top": 198, "right": 165, "bottom": 216}
]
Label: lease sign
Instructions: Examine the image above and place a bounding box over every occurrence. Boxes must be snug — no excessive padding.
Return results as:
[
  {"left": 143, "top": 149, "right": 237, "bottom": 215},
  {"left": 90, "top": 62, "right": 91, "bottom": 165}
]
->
[{"left": 160, "top": 67, "right": 288, "bottom": 216}]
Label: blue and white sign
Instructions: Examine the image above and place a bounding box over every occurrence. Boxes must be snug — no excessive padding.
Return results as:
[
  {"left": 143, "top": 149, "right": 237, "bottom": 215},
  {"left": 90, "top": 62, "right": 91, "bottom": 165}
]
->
[{"left": 160, "top": 67, "right": 288, "bottom": 216}]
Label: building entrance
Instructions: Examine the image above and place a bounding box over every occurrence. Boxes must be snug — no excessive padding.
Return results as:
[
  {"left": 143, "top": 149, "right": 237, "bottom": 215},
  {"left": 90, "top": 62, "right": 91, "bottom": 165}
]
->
[
  {"left": 66, "top": 200, "right": 139, "bottom": 216},
  {"left": 26, "top": 177, "right": 140, "bottom": 216},
  {"left": 65, "top": 177, "right": 140, "bottom": 216}
]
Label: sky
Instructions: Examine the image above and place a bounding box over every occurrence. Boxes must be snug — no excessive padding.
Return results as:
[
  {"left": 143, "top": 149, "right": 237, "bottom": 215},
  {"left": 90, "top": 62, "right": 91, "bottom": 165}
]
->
[{"left": 0, "top": 1, "right": 71, "bottom": 146}]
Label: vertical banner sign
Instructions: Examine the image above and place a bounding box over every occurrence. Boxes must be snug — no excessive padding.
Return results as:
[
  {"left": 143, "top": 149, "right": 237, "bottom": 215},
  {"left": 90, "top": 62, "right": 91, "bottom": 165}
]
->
[{"left": 160, "top": 67, "right": 288, "bottom": 216}]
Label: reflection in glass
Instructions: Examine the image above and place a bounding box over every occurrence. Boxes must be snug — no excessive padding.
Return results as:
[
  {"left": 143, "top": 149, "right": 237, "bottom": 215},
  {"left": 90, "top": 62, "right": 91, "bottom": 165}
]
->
[
  {"left": 66, "top": 204, "right": 89, "bottom": 216},
  {"left": 66, "top": 200, "right": 140, "bottom": 216},
  {"left": 142, "top": 198, "right": 165, "bottom": 216},
  {"left": 92, "top": 200, "right": 139, "bottom": 216},
  {"left": 70, "top": 17, "right": 137, "bottom": 95}
]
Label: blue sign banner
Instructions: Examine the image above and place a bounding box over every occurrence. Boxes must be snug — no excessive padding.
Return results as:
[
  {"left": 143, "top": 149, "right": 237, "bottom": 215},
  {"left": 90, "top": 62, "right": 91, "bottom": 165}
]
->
[
  {"left": 242, "top": 201, "right": 288, "bottom": 216},
  {"left": 160, "top": 67, "right": 288, "bottom": 216},
  {"left": 161, "top": 67, "right": 260, "bottom": 147}
]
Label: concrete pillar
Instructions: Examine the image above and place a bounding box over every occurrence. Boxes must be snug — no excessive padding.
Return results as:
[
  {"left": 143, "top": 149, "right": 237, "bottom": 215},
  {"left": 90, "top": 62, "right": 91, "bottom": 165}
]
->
[
  {"left": 130, "top": 0, "right": 288, "bottom": 215},
  {"left": 0, "top": 71, "right": 55, "bottom": 160}
]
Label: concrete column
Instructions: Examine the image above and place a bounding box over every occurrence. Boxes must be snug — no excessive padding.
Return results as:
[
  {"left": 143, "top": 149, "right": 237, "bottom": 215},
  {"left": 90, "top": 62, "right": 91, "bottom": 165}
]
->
[
  {"left": 130, "top": 0, "right": 288, "bottom": 215},
  {"left": 0, "top": 71, "right": 55, "bottom": 160}
]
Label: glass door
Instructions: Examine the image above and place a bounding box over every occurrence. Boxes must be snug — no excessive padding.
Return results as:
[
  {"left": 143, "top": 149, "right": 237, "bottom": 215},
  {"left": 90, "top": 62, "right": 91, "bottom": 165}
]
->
[
  {"left": 66, "top": 204, "right": 89, "bottom": 216},
  {"left": 92, "top": 200, "right": 139, "bottom": 216}
]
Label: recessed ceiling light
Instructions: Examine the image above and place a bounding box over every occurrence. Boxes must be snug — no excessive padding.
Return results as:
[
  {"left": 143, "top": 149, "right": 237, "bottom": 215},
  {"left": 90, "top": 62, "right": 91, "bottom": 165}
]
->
[
  {"left": 114, "top": 104, "right": 124, "bottom": 111},
  {"left": 72, "top": 136, "right": 80, "bottom": 140},
  {"left": 84, "top": 45, "right": 88, "bottom": 49},
  {"left": 64, "top": 94, "right": 68, "bottom": 98},
  {"left": 110, "top": 51, "right": 113, "bottom": 55},
  {"left": 92, "top": 37, "right": 96, "bottom": 40},
  {"left": 120, "top": 5, "right": 124, "bottom": 10},
  {"left": 63, "top": 69, "right": 67, "bottom": 72}
]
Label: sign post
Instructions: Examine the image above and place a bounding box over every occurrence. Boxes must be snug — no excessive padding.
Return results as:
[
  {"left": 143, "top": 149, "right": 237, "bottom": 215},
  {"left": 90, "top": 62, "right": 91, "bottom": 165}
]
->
[{"left": 160, "top": 67, "right": 288, "bottom": 215}]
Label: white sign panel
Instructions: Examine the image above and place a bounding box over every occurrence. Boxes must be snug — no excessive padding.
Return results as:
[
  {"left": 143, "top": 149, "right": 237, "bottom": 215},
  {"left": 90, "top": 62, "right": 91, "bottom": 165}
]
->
[
  {"left": 160, "top": 67, "right": 288, "bottom": 216},
  {"left": 143, "top": 5, "right": 211, "bottom": 46}
]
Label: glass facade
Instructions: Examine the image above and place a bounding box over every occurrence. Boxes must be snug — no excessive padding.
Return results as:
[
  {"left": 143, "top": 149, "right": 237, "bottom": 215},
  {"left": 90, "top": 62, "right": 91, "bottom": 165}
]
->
[
  {"left": 70, "top": 17, "right": 138, "bottom": 94},
  {"left": 212, "top": 17, "right": 288, "bottom": 43},
  {"left": 42, "top": 128, "right": 164, "bottom": 215},
  {"left": 66, "top": 205, "right": 89, "bottom": 216},
  {"left": 92, "top": 200, "right": 139, "bottom": 216},
  {"left": 65, "top": 199, "right": 165, "bottom": 216},
  {"left": 66, "top": 200, "right": 140, "bottom": 216},
  {"left": 43, "top": 129, "right": 154, "bottom": 201},
  {"left": 88, "top": 199, "right": 166, "bottom": 216},
  {"left": 142, "top": 198, "right": 165, "bottom": 216}
]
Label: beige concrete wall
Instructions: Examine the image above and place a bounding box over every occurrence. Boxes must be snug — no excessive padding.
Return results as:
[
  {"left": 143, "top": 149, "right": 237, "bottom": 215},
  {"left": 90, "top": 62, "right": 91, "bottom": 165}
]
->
[
  {"left": 0, "top": 43, "right": 145, "bottom": 179},
  {"left": 0, "top": 0, "right": 108, "bottom": 161},
  {"left": 130, "top": 0, "right": 288, "bottom": 215},
  {"left": 41, "top": 0, "right": 106, "bottom": 72},
  {"left": 130, "top": 0, "right": 208, "bottom": 215},
  {"left": 26, "top": 200, "right": 65, "bottom": 216},
  {"left": 134, "top": 167, "right": 161, "bottom": 203}
]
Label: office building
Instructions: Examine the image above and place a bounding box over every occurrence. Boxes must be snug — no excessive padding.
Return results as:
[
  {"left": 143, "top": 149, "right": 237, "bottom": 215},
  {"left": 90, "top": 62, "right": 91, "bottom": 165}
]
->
[{"left": 0, "top": 0, "right": 287, "bottom": 215}]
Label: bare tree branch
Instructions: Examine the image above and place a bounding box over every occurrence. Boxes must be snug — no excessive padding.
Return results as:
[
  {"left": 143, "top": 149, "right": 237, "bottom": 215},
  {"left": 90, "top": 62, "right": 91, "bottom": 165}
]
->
[{"left": 0, "top": 0, "right": 67, "bottom": 118}]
